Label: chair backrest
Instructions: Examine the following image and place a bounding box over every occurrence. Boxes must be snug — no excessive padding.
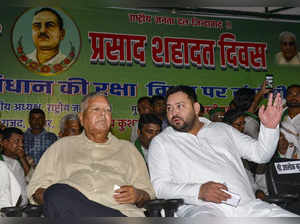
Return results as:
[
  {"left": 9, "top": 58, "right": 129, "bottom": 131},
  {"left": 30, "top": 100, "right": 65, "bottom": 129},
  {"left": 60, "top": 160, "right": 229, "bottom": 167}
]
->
[{"left": 265, "top": 158, "right": 300, "bottom": 196}]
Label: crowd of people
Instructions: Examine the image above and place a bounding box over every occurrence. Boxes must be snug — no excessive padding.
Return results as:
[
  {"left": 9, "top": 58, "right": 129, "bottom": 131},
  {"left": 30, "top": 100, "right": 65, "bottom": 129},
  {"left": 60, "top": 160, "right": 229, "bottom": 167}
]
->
[{"left": 0, "top": 82, "right": 299, "bottom": 219}]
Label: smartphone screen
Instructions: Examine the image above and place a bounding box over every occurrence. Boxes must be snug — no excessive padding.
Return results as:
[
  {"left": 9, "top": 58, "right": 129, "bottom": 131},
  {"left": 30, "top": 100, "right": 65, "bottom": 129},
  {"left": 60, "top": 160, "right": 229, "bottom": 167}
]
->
[{"left": 265, "top": 74, "right": 273, "bottom": 89}]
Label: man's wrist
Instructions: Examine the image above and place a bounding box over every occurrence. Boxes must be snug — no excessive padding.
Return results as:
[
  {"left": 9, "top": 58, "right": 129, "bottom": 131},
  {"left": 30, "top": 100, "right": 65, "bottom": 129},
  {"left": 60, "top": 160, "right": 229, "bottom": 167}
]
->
[
  {"left": 33, "top": 188, "right": 46, "bottom": 204},
  {"left": 135, "top": 189, "right": 150, "bottom": 207}
]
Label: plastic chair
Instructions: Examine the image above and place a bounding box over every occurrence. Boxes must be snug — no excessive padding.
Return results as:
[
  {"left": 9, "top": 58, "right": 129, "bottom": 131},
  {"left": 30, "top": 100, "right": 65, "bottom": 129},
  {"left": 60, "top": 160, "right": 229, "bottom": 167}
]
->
[
  {"left": 143, "top": 198, "right": 184, "bottom": 217},
  {"left": 0, "top": 204, "right": 43, "bottom": 217},
  {"left": 264, "top": 158, "right": 300, "bottom": 215}
]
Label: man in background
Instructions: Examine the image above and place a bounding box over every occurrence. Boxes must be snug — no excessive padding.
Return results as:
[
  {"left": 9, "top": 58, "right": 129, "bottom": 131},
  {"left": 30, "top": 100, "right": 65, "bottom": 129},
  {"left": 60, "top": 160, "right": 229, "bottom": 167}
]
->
[
  {"left": 135, "top": 113, "right": 162, "bottom": 163},
  {"left": 130, "top": 96, "right": 153, "bottom": 143},
  {"left": 24, "top": 109, "right": 57, "bottom": 166},
  {"left": 58, "top": 113, "right": 82, "bottom": 138},
  {"left": 280, "top": 84, "right": 300, "bottom": 151},
  {"left": 152, "top": 95, "right": 168, "bottom": 129},
  {"left": 1, "top": 128, "right": 30, "bottom": 206}
]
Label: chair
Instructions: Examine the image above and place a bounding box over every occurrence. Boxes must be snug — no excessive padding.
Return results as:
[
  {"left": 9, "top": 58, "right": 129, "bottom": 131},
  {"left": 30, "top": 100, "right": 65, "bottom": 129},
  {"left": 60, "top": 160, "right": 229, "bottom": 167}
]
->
[
  {"left": 1, "top": 198, "right": 183, "bottom": 217},
  {"left": 0, "top": 204, "right": 43, "bottom": 217},
  {"left": 143, "top": 198, "right": 184, "bottom": 217},
  {"left": 264, "top": 158, "right": 300, "bottom": 215}
]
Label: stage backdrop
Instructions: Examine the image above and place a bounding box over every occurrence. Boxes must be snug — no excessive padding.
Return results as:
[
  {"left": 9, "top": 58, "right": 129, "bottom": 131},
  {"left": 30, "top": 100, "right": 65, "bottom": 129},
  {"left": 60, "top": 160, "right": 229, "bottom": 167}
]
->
[{"left": 1, "top": 2, "right": 299, "bottom": 139}]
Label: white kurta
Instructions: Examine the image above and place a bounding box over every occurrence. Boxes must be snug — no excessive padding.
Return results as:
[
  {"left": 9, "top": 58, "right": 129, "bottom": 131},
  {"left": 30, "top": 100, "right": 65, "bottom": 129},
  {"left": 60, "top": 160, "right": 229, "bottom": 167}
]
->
[
  {"left": 281, "top": 113, "right": 300, "bottom": 154},
  {"left": 244, "top": 116, "right": 260, "bottom": 139},
  {"left": 0, "top": 161, "right": 21, "bottom": 208},
  {"left": 3, "top": 155, "right": 28, "bottom": 206},
  {"left": 148, "top": 117, "right": 298, "bottom": 217}
]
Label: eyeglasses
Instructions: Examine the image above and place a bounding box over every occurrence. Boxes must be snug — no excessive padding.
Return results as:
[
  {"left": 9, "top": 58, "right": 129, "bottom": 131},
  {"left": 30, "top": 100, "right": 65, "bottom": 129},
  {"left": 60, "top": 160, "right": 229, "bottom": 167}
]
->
[{"left": 281, "top": 41, "right": 296, "bottom": 46}]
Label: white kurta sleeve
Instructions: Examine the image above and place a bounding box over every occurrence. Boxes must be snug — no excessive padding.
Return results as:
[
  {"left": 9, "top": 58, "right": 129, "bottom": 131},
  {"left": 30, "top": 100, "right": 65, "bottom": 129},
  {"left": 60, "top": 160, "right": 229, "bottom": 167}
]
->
[
  {"left": 231, "top": 124, "right": 279, "bottom": 163},
  {"left": 148, "top": 137, "right": 202, "bottom": 205}
]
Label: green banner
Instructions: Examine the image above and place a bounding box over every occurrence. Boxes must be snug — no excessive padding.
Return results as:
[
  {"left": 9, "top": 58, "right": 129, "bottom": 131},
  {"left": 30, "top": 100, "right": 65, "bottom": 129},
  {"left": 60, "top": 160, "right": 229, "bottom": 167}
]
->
[{"left": 1, "top": 3, "right": 299, "bottom": 139}]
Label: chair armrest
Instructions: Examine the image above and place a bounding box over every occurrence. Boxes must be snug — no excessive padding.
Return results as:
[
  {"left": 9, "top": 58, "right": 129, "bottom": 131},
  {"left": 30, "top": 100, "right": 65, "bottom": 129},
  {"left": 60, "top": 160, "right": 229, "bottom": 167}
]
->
[
  {"left": 0, "top": 204, "right": 43, "bottom": 217},
  {"left": 143, "top": 199, "right": 166, "bottom": 217},
  {"left": 0, "top": 206, "right": 23, "bottom": 217},
  {"left": 264, "top": 193, "right": 299, "bottom": 204},
  {"left": 163, "top": 199, "right": 184, "bottom": 217},
  {"left": 22, "top": 204, "right": 43, "bottom": 217}
]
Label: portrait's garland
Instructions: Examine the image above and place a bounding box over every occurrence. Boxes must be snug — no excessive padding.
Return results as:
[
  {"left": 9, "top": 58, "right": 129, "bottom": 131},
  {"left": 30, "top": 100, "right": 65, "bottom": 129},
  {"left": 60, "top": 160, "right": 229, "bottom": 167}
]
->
[{"left": 16, "top": 36, "right": 75, "bottom": 73}]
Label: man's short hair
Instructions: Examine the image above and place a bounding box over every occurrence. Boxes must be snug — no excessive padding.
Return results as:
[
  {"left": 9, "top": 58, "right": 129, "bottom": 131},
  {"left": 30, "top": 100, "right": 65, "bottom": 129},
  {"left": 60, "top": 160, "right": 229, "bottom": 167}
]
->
[
  {"left": 279, "top": 31, "right": 296, "bottom": 43},
  {"left": 2, "top": 127, "right": 24, "bottom": 140},
  {"left": 151, "top": 95, "right": 165, "bottom": 104},
  {"left": 138, "top": 113, "right": 162, "bottom": 131},
  {"left": 29, "top": 108, "right": 45, "bottom": 119},
  {"left": 233, "top": 88, "right": 255, "bottom": 112},
  {"left": 223, "top": 109, "right": 245, "bottom": 125},
  {"left": 59, "top": 113, "right": 80, "bottom": 132},
  {"left": 34, "top": 7, "right": 64, "bottom": 30},
  {"left": 166, "top": 85, "right": 198, "bottom": 103},
  {"left": 80, "top": 92, "right": 111, "bottom": 112},
  {"left": 137, "top": 96, "right": 152, "bottom": 106}
]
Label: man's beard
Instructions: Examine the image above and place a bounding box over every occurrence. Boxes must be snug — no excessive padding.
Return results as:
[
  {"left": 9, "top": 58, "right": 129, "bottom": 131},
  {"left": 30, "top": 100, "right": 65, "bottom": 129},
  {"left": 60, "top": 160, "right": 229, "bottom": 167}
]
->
[
  {"left": 287, "top": 102, "right": 300, "bottom": 108},
  {"left": 169, "top": 114, "right": 197, "bottom": 132}
]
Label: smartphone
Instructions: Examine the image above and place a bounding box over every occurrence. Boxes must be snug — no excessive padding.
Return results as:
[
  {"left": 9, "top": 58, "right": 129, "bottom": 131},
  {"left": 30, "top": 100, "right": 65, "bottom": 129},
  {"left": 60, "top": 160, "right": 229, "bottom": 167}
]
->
[{"left": 265, "top": 74, "right": 273, "bottom": 89}]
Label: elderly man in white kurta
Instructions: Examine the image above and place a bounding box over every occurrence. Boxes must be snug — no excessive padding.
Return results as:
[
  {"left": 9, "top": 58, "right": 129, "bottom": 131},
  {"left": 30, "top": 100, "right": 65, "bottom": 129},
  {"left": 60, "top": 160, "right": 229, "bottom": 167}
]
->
[{"left": 148, "top": 85, "right": 298, "bottom": 217}]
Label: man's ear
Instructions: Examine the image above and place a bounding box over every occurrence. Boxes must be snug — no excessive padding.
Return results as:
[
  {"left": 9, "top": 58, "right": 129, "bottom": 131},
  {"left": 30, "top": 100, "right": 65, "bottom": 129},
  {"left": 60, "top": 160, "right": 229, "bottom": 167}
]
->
[
  {"left": 193, "top": 102, "right": 200, "bottom": 115},
  {"left": 79, "top": 112, "right": 84, "bottom": 127}
]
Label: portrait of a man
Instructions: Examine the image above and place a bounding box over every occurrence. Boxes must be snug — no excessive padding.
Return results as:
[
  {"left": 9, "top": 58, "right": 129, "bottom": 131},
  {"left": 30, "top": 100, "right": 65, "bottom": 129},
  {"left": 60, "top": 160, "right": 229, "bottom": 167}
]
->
[
  {"left": 12, "top": 7, "right": 80, "bottom": 75},
  {"left": 275, "top": 31, "right": 300, "bottom": 65}
]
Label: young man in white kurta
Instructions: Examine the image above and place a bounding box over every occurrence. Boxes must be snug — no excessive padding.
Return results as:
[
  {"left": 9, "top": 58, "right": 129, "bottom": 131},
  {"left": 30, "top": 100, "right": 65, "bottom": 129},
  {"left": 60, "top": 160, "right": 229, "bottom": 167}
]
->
[{"left": 148, "top": 85, "right": 298, "bottom": 217}]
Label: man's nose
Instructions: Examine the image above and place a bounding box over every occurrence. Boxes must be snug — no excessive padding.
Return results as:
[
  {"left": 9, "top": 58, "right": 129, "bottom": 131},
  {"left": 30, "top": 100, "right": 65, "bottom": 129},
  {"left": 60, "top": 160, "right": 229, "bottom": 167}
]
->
[
  {"left": 168, "top": 109, "right": 177, "bottom": 117},
  {"left": 40, "top": 24, "right": 46, "bottom": 33},
  {"left": 97, "top": 109, "right": 106, "bottom": 116}
]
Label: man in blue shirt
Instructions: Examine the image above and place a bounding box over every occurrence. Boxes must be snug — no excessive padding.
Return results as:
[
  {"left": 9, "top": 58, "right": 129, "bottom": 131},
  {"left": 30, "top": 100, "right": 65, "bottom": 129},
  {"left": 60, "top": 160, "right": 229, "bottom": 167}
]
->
[{"left": 24, "top": 109, "right": 57, "bottom": 166}]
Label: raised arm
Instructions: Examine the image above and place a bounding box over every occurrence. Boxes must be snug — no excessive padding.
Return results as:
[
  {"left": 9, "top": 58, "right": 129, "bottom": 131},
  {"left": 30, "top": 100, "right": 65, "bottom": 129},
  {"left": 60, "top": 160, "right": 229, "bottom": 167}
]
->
[{"left": 248, "top": 80, "right": 271, "bottom": 114}]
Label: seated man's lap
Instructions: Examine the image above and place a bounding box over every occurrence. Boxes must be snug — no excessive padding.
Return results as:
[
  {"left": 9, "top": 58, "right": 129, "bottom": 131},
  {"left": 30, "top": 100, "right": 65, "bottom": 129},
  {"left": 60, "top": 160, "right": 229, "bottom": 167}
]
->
[
  {"left": 240, "top": 199, "right": 298, "bottom": 217},
  {"left": 43, "top": 183, "right": 126, "bottom": 218},
  {"left": 175, "top": 200, "right": 298, "bottom": 217}
]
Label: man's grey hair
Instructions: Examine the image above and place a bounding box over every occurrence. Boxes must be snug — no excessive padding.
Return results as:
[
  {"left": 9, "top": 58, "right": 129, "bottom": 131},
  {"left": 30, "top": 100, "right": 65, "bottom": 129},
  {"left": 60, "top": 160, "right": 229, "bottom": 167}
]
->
[
  {"left": 59, "top": 113, "right": 80, "bottom": 132},
  {"left": 279, "top": 31, "right": 296, "bottom": 43},
  {"left": 80, "top": 91, "right": 111, "bottom": 112}
]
